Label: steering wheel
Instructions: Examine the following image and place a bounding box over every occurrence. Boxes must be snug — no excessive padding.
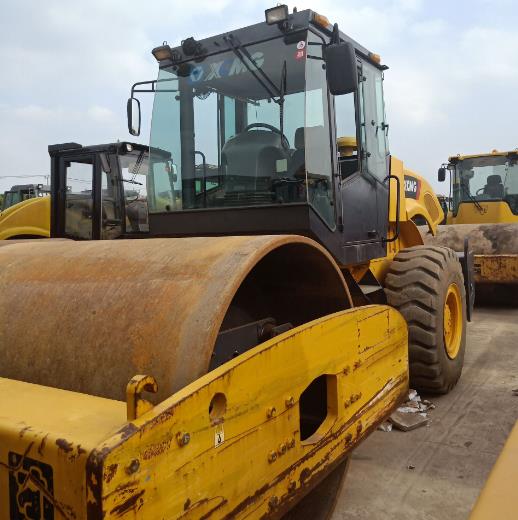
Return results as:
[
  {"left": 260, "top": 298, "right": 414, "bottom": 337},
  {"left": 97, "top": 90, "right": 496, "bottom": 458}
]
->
[
  {"left": 476, "top": 187, "right": 485, "bottom": 195},
  {"left": 244, "top": 123, "right": 290, "bottom": 149}
]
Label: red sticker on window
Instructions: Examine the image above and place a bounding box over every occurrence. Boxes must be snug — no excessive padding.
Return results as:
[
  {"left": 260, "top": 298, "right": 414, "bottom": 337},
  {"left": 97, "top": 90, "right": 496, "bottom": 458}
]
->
[{"left": 295, "top": 48, "right": 306, "bottom": 60}]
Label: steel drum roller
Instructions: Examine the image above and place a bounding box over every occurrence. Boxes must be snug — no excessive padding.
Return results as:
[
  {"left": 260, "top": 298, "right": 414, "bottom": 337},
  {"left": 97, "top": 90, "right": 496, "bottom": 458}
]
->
[{"left": 0, "top": 236, "right": 351, "bottom": 402}]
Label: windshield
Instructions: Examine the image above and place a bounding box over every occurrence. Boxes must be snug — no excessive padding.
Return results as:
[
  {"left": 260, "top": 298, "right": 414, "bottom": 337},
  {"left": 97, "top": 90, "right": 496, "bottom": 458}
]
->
[
  {"left": 452, "top": 155, "right": 518, "bottom": 214},
  {"left": 3, "top": 192, "right": 21, "bottom": 210},
  {"left": 148, "top": 32, "right": 336, "bottom": 227}
]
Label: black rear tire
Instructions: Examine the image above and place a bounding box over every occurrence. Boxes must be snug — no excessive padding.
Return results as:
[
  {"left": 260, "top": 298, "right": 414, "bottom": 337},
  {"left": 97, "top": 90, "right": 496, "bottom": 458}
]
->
[{"left": 385, "top": 245, "right": 467, "bottom": 394}]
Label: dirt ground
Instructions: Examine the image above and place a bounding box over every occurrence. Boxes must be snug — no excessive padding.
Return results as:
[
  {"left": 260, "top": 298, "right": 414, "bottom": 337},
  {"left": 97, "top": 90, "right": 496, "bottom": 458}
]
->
[{"left": 332, "top": 305, "right": 518, "bottom": 520}]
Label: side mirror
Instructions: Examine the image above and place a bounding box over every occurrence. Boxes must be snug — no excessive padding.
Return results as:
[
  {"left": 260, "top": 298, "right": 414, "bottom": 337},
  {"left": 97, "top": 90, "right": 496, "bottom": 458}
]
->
[
  {"left": 127, "top": 97, "right": 141, "bottom": 136},
  {"left": 438, "top": 167, "right": 446, "bottom": 182},
  {"left": 325, "top": 42, "right": 358, "bottom": 96}
]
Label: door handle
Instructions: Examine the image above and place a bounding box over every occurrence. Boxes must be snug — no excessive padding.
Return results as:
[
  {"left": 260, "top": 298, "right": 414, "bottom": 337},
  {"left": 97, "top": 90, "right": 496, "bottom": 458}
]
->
[{"left": 382, "top": 174, "right": 400, "bottom": 243}]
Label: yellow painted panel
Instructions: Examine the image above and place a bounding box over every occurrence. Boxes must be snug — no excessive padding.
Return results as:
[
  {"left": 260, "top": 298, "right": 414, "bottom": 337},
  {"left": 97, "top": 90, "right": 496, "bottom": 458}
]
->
[
  {"left": 474, "top": 255, "right": 518, "bottom": 284},
  {"left": 449, "top": 201, "right": 518, "bottom": 225},
  {"left": 0, "top": 306, "right": 407, "bottom": 519},
  {"left": 0, "top": 378, "right": 126, "bottom": 519},
  {"left": 94, "top": 306, "right": 408, "bottom": 519},
  {"left": 470, "top": 421, "right": 518, "bottom": 519},
  {"left": 0, "top": 196, "right": 50, "bottom": 239}
]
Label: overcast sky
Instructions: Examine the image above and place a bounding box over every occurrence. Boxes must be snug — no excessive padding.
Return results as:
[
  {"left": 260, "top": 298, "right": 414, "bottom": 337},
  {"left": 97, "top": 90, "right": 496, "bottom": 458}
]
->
[{"left": 1, "top": 0, "right": 517, "bottom": 193}]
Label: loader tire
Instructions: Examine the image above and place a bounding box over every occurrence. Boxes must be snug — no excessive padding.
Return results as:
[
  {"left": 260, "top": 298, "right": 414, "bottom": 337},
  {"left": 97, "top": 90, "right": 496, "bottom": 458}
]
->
[{"left": 385, "top": 245, "right": 467, "bottom": 394}]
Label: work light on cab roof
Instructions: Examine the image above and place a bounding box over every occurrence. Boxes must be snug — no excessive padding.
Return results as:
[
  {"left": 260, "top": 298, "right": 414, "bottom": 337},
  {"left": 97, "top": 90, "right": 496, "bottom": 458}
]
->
[
  {"left": 265, "top": 4, "right": 289, "bottom": 25},
  {"left": 151, "top": 42, "right": 173, "bottom": 62}
]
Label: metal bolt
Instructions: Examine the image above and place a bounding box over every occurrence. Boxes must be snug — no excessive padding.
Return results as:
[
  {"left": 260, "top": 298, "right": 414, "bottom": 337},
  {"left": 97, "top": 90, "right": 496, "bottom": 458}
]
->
[
  {"left": 125, "top": 459, "right": 140, "bottom": 475},
  {"left": 345, "top": 433, "right": 353, "bottom": 444},
  {"left": 268, "top": 451, "right": 278, "bottom": 463},
  {"left": 288, "top": 438, "right": 295, "bottom": 449},
  {"left": 288, "top": 481, "right": 296, "bottom": 493},
  {"left": 343, "top": 366, "right": 350, "bottom": 375},
  {"left": 285, "top": 396, "right": 295, "bottom": 408},
  {"left": 177, "top": 432, "right": 190, "bottom": 447},
  {"left": 267, "top": 406, "right": 277, "bottom": 419},
  {"left": 278, "top": 443, "right": 287, "bottom": 455},
  {"left": 356, "top": 422, "right": 363, "bottom": 434},
  {"left": 268, "top": 496, "right": 279, "bottom": 510}
]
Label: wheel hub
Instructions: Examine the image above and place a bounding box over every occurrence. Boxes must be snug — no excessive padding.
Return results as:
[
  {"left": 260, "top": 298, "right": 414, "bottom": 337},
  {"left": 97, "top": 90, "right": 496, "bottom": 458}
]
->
[{"left": 444, "top": 283, "right": 462, "bottom": 359}]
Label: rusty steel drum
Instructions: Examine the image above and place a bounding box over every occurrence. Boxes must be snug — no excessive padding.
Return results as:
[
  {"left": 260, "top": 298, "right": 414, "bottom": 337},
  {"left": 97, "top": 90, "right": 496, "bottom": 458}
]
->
[
  {"left": 0, "top": 236, "right": 351, "bottom": 402},
  {"left": 421, "top": 223, "right": 518, "bottom": 255}
]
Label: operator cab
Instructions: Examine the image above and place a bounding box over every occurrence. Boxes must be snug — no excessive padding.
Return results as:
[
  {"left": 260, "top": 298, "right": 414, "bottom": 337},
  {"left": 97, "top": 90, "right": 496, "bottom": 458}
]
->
[
  {"left": 48, "top": 142, "right": 171, "bottom": 240},
  {"left": 128, "top": 8, "right": 392, "bottom": 265},
  {"left": 439, "top": 151, "right": 518, "bottom": 216}
]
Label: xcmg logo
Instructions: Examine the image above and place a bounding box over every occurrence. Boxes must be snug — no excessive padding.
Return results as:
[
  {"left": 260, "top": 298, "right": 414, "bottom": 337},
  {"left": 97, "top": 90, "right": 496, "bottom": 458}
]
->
[
  {"left": 190, "top": 52, "right": 265, "bottom": 84},
  {"left": 404, "top": 175, "right": 421, "bottom": 200}
]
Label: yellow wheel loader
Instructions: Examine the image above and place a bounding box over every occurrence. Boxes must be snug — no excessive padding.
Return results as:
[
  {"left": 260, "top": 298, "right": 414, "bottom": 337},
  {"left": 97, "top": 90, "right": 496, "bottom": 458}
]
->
[
  {"left": 424, "top": 150, "right": 518, "bottom": 295},
  {"left": 1, "top": 183, "right": 50, "bottom": 212},
  {"left": 0, "top": 7, "right": 473, "bottom": 518}
]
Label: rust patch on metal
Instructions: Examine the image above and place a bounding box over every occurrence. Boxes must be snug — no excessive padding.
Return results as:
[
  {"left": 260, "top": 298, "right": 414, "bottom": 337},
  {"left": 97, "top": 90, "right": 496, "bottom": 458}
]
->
[
  {"left": 109, "top": 489, "right": 145, "bottom": 517},
  {"left": 142, "top": 436, "right": 172, "bottom": 460},
  {"left": 105, "top": 463, "right": 118, "bottom": 484},
  {"left": 141, "top": 408, "right": 175, "bottom": 435},
  {"left": 86, "top": 447, "right": 111, "bottom": 520},
  {"left": 56, "top": 438, "right": 74, "bottom": 453},
  {"left": 425, "top": 223, "right": 518, "bottom": 255},
  {"left": 38, "top": 433, "right": 48, "bottom": 456},
  {"left": 176, "top": 496, "right": 228, "bottom": 520},
  {"left": 18, "top": 425, "right": 32, "bottom": 438},
  {"left": 103, "top": 479, "right": 140, "bottom": 501},
  {"left": 221, "top": 483, "right": 270, "bottom": 520},
  {"left": 222, "top": 373, "right": 407, "bottom": 519},
  {"left": 116, "top": 422, "right": 138, "bottom": 441},
  {"left": 299, "top": 467, "right": 311, "bottom": 484}
]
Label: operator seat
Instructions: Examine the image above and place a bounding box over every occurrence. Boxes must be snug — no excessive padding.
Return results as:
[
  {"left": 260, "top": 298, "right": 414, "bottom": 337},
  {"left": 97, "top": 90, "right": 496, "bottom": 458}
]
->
[
  {"left": 221, "top": 130, "right": 288, "bottom": 194},
  {"left": 483, "top": 174, "right": 504, "bottom": 199},
  {"left": 289, "top": 126, "right": 326, "bottom": 178}
]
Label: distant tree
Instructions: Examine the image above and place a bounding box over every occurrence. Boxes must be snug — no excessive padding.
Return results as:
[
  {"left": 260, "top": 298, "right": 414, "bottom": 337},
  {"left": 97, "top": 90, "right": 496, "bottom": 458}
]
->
[{"left": 0, "top": 193, "right": 3, "bottom": 209}]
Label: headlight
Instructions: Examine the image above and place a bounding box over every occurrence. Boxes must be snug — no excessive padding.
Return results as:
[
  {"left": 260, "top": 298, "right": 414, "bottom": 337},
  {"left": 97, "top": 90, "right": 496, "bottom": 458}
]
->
[{"left": 265, "top": 5, "right": 289, "bottom": 25}]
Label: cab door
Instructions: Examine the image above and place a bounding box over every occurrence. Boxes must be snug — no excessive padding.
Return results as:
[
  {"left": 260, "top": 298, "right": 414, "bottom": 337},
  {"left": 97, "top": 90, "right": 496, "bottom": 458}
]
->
[
  {"left": 362, "top": 61, "right": 390, "bottom": 243},
  {"left": 52, "top": 153, "right": 101, "bottom": 239},
  {"left": 336, "top": 58, "right": 390, "bottom": 264}
]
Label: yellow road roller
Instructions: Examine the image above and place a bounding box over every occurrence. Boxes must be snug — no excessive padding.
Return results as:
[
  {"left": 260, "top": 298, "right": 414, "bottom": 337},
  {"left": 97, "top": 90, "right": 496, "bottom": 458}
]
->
[
  {"left": 1, "top": 183, "right": 50, "bottom": 212},
  {"left": 0, "top": 7, "right": 472, "bottom": 518},
  {"left": 0, "top": 142, "right": 155, "bottom": 240},
  {"left": 425, "top": 150, "right": 518, "bottom": 293},
  {"left": 0, "top": 184, "right": 51, "bottom": 240}
]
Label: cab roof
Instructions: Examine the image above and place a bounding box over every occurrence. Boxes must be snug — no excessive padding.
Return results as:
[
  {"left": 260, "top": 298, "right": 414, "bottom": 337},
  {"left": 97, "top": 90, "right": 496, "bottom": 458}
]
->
[
  {"left": 158, "top": 9, "right": 385, "bottom": 71},
  {"left": 449, "top": 149, "right": 518, "bottom": 163},
  {"left": 48, "top": 142, "right": 148, "bottom": 156}
]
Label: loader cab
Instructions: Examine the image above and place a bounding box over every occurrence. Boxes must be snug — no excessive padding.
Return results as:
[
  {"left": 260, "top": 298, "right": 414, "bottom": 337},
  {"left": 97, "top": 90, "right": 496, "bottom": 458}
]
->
[
  {"left": 48, "top": 142, "right": 162, "bottom": 240},
  {"left": 441, "top": 151, "right": 518, "bottom": 217},
  {"left": 129, "top": 9, "right": 391, "bottom": 265}
]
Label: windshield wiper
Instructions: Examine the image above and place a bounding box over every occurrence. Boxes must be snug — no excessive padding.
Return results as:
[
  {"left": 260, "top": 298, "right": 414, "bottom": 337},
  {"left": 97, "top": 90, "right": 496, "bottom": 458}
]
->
[
  {"left": 122, "top": 178, "right": 143, "bottom": 185},
  {"left": 461, "top": 181, "right": 484, "bottom": 213},
  {"left": 223, "top": 35, "right": 288, "bottom": 148},
  {"left": 279, "top": 60, "right": 287, "bottom": 146},
  {"left": 223, "top": 34, "right": 281, "bottom": 102}
]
